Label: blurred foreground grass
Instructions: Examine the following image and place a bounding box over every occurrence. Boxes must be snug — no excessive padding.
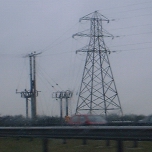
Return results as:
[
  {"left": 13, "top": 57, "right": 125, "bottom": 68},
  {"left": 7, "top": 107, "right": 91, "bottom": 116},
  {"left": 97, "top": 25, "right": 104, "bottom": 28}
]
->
[{"left": 0, "top": 138, "right": 152, "bottom": 152}]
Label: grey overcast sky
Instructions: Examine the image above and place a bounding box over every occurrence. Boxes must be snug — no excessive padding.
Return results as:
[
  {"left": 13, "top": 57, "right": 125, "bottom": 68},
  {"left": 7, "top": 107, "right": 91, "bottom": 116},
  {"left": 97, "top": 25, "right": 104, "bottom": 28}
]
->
[{"left": 0, "top": 0, "right": 152, "bottom": 117}]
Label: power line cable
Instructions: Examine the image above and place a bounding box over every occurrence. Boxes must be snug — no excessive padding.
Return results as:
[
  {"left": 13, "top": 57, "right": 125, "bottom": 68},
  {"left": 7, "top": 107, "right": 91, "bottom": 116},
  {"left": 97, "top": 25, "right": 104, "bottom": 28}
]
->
[
  {"left": 108, "top": 23, "right": 152, "bottom": 31},
  {"left": 117, "top": 31, "right": 152, "bottom": 37},
  {"left": 101, "top": 1, "right": 152, "bottom": 12},
  {"left": 37, "top": 69, "right": 58, "bottom": 91},
  {"left": 37, "top": 70, "right": 55, "bottom": 92},
  {"left": 105, "top": 6, "right": 152, "bottom": 17},
  {"left": 113, "top": 13, "right": 152, "bottom": 21},
  {"left": 16, "top": 58, "right": 28, "bottom": 90},
  {"left": 110, "top": 41, "right": 152, "bottom": 48},
  {"left": 37, "top": 63, "right": 63, "bottom": 91},
  {"left": 111, "top": 47, "right": 152, "bottom": 53},
  {"left": 41, "top": 50, "right": 75, "bottom": 57},
  {"left": 40, "top": 22, "right": 79, "bottom": 53}
]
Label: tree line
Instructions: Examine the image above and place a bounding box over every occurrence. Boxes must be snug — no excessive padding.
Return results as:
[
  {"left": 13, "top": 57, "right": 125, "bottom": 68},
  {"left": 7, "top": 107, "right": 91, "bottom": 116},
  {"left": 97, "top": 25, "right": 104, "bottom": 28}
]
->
[{"left": 0, "top": 114, "right": 147, "bottom": 126}]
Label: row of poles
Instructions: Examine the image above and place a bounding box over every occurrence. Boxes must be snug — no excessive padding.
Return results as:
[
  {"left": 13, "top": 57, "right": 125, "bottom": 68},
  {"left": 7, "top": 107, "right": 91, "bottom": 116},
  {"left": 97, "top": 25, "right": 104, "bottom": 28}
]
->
[{"left": 16, "top": 52, "right": 73, "bottom": 120}]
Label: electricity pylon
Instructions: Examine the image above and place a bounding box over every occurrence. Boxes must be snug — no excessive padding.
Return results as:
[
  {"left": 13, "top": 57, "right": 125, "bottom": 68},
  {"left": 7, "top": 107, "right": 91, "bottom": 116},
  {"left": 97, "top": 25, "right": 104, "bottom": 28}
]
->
[{"left": 73, "top": 11, "right": 123, "bottom": 117}]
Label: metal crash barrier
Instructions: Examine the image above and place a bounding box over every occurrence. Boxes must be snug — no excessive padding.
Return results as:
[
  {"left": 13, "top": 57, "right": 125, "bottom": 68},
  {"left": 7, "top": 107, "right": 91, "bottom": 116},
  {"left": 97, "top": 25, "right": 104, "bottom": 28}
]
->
[{"left": 0, "top": 126, "right": 152, "bottom": 152}]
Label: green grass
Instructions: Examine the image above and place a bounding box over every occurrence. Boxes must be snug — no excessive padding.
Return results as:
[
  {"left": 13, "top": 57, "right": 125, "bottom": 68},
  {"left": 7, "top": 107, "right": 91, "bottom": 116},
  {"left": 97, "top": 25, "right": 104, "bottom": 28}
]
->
[{"left": 0, "top": 138, "right": 152, "bottom": 152}]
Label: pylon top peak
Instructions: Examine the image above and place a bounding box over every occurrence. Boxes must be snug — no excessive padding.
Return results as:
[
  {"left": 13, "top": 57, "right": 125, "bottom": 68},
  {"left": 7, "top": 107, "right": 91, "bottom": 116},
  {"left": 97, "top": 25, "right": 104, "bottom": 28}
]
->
[{"left": 79, "top": 11, "right": 109, "bottom": 23}]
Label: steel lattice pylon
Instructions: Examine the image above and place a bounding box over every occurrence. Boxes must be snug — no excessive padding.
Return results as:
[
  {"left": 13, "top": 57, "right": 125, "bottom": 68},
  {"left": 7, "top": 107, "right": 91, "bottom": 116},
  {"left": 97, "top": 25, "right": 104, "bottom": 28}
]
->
[{"left": 73, "top": 11, "right": 123, "bottom": 117}]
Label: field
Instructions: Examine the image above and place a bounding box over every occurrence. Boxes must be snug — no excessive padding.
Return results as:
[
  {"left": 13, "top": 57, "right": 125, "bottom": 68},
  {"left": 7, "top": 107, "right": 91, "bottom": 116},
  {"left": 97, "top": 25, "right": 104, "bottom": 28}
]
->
[{"left": 0, "top": 138, "right": 152, "bottom": 152}]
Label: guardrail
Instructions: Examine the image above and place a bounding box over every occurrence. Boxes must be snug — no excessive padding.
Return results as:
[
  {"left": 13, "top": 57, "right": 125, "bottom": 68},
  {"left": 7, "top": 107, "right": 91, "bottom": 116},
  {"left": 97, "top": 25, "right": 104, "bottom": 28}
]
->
[{"left": 0, "top": 126, "right": 152, "bottom": 152}]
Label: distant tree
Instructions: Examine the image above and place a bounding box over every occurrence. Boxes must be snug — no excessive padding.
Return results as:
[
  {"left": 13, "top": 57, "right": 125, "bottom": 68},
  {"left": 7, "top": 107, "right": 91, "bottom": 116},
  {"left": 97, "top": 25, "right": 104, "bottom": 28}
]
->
[
  {"left": 134, "top": 115, "right": 145, "bottom": 122},
  {"left": 106, "top": 114, "right": 121, "bottom": 122},
  {"left": 106, "top": 114, "right": 146, "bottom": 123},
  {"left": 0, "top": 115, "right": 62, "bottom": 126}
]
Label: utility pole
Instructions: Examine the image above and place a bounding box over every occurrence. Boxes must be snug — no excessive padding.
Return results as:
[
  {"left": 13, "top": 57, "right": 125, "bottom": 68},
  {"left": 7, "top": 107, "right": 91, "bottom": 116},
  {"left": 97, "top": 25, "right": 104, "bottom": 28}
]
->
[
  {"left": 73, "top": 11, "right": 123, "bottom": 117},
  {"left": 52, "top": 90, "right": 73, "bottom": 124},
  {"left": 52, "top": 91, "right": 63, "bottom": 124},
  {"left": 29, "top": 52, "right": 37, "bottom": 119},
  {"left": 16, "top": 52, "right": 40, "bottom": 120}
]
